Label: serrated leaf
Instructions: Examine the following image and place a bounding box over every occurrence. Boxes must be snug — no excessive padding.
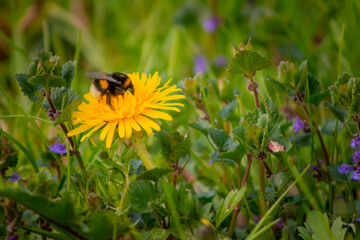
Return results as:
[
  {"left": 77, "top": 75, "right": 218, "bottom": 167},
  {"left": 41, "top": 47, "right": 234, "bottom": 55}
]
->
[
  {"left": 54, "top": 100, "right": 81, "bottom": 125},
  {"left": 328, "top": 165, "right": 352, "bottom": 183},
  {"left": 297, "top": 226, "right": 312, "bottom": 240},
  {"left": 155, "top": 130, "right": 190, "bottom": 163},
  {"left": 61, "top": 61, "right": 77, "bottom": 88},
  {"left": 208, "top": 128, "right": 235, "bottom": 151},
  {"left": 271, "top": 172, "right": 292, "bottom": 190},
  {"left": 219, "top": 143, "right": 246, "bottom": 163},
  {"left": 324, "top": 102, "right": 348, "bottom": 122},
  {"left": 128, "top": 180, "right": 157, "bottom": 213},
  {"left": 305, "top": 211, "right": 331, "bottom": 239},
  {"left": 47, "top": 87, "right": 80, "bottom": 110},
  {"left": 28, "top": 74, "right": 67, "bottom": 89},
  {"left": 219, "top": 99, "right": 238, "bottom": 119},
  {"left": 227, "top": 50, "right": 270, "bottom": 76},
  {"left": 136, "top": 168, "right": 172, "bottom": 182},
  {"left": 14, "top": 73, "right": 42, "bottom": 101}
]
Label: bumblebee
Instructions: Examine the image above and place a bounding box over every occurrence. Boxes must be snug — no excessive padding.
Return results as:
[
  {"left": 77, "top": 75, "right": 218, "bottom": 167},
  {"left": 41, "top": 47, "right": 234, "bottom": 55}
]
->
[{"left": 87, "top": 72, "right": 134, "bottom": 110}]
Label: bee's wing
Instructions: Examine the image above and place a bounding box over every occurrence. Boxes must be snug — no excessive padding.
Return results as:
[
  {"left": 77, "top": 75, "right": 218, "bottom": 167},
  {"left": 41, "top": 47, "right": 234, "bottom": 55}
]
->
[{"left": 86, "top": 72, "right": 118, "bottom": 83}]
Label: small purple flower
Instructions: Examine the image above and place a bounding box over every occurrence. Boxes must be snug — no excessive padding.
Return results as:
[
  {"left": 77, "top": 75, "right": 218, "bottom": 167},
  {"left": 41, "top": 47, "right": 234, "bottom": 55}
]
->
[
  {"left": 356, "top": 217, "right": 360, "bottom": 222},
  {"left": 49, "top": 141, "right": 67, "bottom": 154},
  {"left": 202, "top": 15, "right": 222, "bottom": 33},
  {"left": 293, "top": 116, "right": 304, "bottom": 133},
  {"left": 352, "top": 168, "right": 360, "bottom": 181},
  {"left": 209, "top": 159, "right": 213, "bottom": 165},
  {"left": 353, "top": 151, "right": 360, "bottom": 163},
  {"left": 338, "top": 163, "right": 354, "bottom": 174},
  {"left": 274, "top": 219, "right": 284, "bottom": 229},
  {"left": 193, "top": 56, "right": 207, "bottom": 74},
  {"left": 213, "top": 55, "right": 228, "bottom": 68},
  {"left": 9, "top": 173, "right": 21, "bottom": 183},
  {"left": 351, "top": 136, "right": 360, "bottom": 149}
]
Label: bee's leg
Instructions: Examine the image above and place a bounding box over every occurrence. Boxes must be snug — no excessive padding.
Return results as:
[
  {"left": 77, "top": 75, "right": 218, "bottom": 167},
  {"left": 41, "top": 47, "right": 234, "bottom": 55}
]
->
[{"left": 106, "top": 91, "right": 115, "bottom": 111}]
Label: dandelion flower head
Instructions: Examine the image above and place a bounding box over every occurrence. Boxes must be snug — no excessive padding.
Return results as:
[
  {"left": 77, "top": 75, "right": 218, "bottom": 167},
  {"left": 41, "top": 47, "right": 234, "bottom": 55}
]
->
[{"left": 68, "top": 72, "right": 185, "bottom": 148}]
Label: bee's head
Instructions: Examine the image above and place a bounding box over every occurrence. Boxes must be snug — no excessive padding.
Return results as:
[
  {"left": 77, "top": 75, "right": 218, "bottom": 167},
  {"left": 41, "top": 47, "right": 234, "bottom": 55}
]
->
[{"left": 112, "top": 72, "right": 129, "bottom": 83}]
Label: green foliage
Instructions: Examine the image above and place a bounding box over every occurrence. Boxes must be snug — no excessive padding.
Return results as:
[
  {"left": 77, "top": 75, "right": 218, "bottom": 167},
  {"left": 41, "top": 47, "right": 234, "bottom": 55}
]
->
[
  {"left": 298, "top": 211, "right": 347, "bottom": 240},
  {"left": 14, "top": 73, "right": 42, "bottom": 102},
  {"left": 136, "top": 168, "right": 173, "bottom": 182},
  {"left": 328, "top": 165, "right": 352, "bottom": 183},
  {"left": 128, "top": 180, "right": 158, "bottom": 213},
  {"left": 271, "top": 172, "right": 292, "bottom": 191},
  {"left": 227, "top": 50, "right": 270, "bottom": 76},
  {"left": 155, "top": 130, "right": 190, "bottom": 163},
  {"left": 215, "top": 186, "right": 247, "bottom": 228},
  {"left": 54, "top": 100, "right": 82, "bottom": 125}
]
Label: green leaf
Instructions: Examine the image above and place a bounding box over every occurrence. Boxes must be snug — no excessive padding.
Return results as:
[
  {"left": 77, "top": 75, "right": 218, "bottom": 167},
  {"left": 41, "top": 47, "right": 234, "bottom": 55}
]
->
[
  {"left": 264, "top": 77, "right": 287, "bottom": 99},
  {"left": 215, "top": 186, "right": 247, "bottom": 228},
  {"left": 324, "top": 102, "right": 348, "bottom": 123},
  {"left": 128, "top": 180, "right": 158, "bottom": 213},
  {"left": 328, "top": 164, "right": 352, "bottom": 183},
  {"left": 305, "top": 211, "right": 331, "bottom": 239},
  {"left": 321, "top": 119, "right": 343, "bottom": 135},
  {"left": 54, "top": 100, "right": 82, "bottom": 125},
  {"left": 155, "top": 130, "right": 190, "bottom": 163},
  {"left": 333, "top": 197, "right": 354, "bottom": 219},
  {"left": 208, "top": 128, "right": 235, "bottom": 151},
  {"left": 199, "top": 203, "right": 213, "bottom": 221},
  {"left": 61, "top": 61, "right": 77, "bottom": 88},
  {"left": 48, "top": 87, "right": 80, "bottom": 110},
  {"left": 227, "top": 50, "right": 270, "bottom": 76},
  {"left": 29, "top": 75, "right": 67, "bottom": 89},
  {"left": 136, "top": 168, "right": 173, "bottom": 182},
  {"left": 219, "top": 143, "right": 246, "bottom": 163},
  {"left": 289, "top": 133, "right": 312, "bottom": 147},
  {"left": 271, "top": 172, "right": 292, "bottom": 190},
  {"left": 14, "top": 73, "right": 42, "bottom": 101},
  {"left": 189, "top": 120, "right": 209, "bottom": 136},
  {"left": 297, "top": 226, "right": 312, "bottom": 240},
  {"left": 142, "top": 228, "right": 171, "bottom": 240},
  {"left": 219, "top": 99, "right": 238, "bottom": 119}
]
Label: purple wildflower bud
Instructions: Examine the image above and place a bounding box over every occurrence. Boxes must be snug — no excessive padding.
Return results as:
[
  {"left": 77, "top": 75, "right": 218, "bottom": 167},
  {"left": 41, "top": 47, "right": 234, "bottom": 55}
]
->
[
  {"left": 352, "top": 168, "right": 360, "bottom": 181},
  {"left": 213, "top": 55, "right": 228, "bottom": 68},
  {"left": 193, "top": 56, "right": 207, "bottom": 74},
  {"left": 350, "top": 136, "right": 360, "bottom": 149},
  {"left": 293, "top": 116, "right": 304, "bottom": 133},
  {"left": 47, "top": 111, "right": 52, "bottom": 117},
  {"left": 356, "top": 217, "right": 360, "bottom": 222},
  {"left": 49, "top": 141, "right": 67, "bottom": 154},
  {"left": 351, "top": 136, "right": 360, "bottom": 149},
  {"left": 54, "top": 112, "right": 60, "bottom": 118},
  {"left": 9, "top": 173, "right": 21, "bottom": 183},
  {"left": 274, "top": 219, "right": 284, "bottom": 229},
  {"left": 9, "top": 236, "right": 17, "bottom": 240},
  {"left": 202, "top": 15, "right": 222, "bottom": 33},
  {"left": 209, "top": 159, "right": 213, "bottom": 165},
  {"left": 338, "top": 163, "right": 354, "bottom": 174},
  {"left": 353, "top": 151, "right": 360, "bottom": 163}
]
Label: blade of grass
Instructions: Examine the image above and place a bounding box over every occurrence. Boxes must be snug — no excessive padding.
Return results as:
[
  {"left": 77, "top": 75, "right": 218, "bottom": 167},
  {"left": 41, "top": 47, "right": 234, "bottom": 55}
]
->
[
  {"left": 247, "top": 218, "right": 281, "bottom": 240},
  {"left": 0, "top": 115, "right": 54, "bottom": 125},
  {"left": 1, "top": 129, "right": 39, "bottom": 173},
  {"left": 247, "top": 165, "right": 310, "bottom": 239}
]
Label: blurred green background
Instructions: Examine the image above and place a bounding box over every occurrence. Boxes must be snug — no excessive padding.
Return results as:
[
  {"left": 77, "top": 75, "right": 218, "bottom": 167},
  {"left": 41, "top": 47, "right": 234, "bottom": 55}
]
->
[{"left": 1, "top": 0, "right": 360, "bottom": 104}]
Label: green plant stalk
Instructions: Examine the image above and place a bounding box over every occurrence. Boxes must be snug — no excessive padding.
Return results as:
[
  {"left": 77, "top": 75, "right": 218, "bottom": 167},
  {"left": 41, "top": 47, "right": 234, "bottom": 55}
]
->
[
  {"left": 201, "top": 87, "right": 216, "bottom": 128},
  {"left": 329, "top": 120, "right": 339, "bottom": 214},
  {"left": 259, "top": 163, "right": 266, "bottom": 217},
  {"left": 347, "top": 182, "right": 356, "bottom": 215},
  {"left": 0, "top": 115, "right": 54, "bottom": 125},
  {"left": 228, "top": 155, "right": 252, "bottom": 236},
  {"left": 45, "top": 89, "right": 86, "bottom": 178},
  {"left": 133, "top": 138, "right": 156, "bottom": 170},
  {"left": 66, "top": 143, "right": 71, "bottom": 192},
  {"left": 247, "top": 165, "right": 310, "bottom": 239},
  {"left": 167, "top": 26, "right": 179, "bottom": 78},
  {"left": 162, "top": 180, "right": 186, "bottom": 240},
  {"left": 337, "top": 23, "right": 345, "bottom": 78}
]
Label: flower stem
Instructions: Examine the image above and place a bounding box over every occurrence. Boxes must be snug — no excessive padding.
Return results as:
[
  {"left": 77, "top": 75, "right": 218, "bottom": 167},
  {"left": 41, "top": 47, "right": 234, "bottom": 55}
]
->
[
  {"left": 249, "top": 75, "right": 260, "bottom": 108},
  {"left": 46, "top": 90, "right": 86, "bottom": 179},
  {"left": 134, "top": 138, "right": 156, "bottom": 170}
]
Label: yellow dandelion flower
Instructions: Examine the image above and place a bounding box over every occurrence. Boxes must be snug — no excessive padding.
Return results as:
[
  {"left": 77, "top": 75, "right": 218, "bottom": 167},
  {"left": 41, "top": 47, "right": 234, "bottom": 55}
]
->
[{"left": 67, "top": 72, "right": 185, "bottom": 148}]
